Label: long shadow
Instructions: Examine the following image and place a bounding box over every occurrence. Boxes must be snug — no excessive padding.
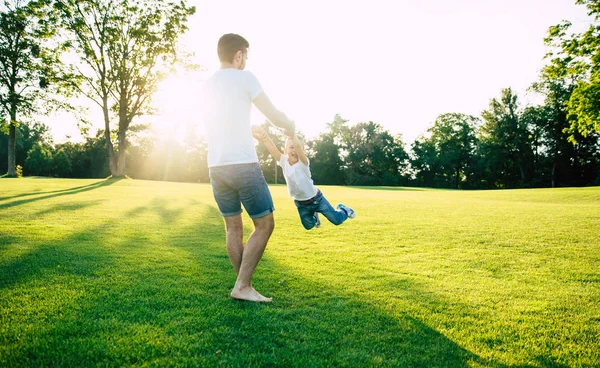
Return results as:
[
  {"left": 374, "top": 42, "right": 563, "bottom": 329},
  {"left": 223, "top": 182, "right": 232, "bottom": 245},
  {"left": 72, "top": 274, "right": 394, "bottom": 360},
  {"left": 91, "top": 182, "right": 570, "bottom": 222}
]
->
[
  {"left": 0, "top": 178, "right": 122, "bottom": 210},
  {"left": 0, "top": 178, "right": 115, "bottom": 202},
  {"left": 0, "top": 214, "right": 121, "bottom": 290},
  {"left": 354, "top": 185, "right": 455, "bottom": 191},
  {"left": 3, "top": 202, "right": 514, "bottom": 367},
  {"left": 353, "top": 185, "right": 430, "bottom": 191},
  {"left": 32, "top": 200, "right": 103, "bottom": 217}
]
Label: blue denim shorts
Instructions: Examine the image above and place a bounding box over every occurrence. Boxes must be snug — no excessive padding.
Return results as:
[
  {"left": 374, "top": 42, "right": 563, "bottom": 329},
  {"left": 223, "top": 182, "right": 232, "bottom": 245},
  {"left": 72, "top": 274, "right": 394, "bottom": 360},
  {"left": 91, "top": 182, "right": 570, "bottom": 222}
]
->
[{"left": 209, "top": 162, "right": 274, "bottom": 219}]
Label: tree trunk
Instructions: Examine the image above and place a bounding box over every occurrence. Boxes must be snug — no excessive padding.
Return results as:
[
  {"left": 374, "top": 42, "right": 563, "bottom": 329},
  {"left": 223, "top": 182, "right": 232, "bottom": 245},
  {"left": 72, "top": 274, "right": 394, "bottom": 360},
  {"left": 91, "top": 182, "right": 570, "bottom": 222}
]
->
[
  {"left": 455, "top": 167, "right": 460, "bottom": 189},
  {"left": 551, "top": 161, "right": 556, "bottom": 188},
  {"left": 7, "top": 118, "right": 16, "bottom": 177},
  {"left": 114, "top": 92, "right": 128, "bottom": 178},
  {"left": 115, "top": 128, "right": 127, "bottom": 177},
  {"left": 518, "top": 163, "right": 526, "bottom": 187},
  {"left": 103, "top": 97, "right": 117, "bottom": 175}
]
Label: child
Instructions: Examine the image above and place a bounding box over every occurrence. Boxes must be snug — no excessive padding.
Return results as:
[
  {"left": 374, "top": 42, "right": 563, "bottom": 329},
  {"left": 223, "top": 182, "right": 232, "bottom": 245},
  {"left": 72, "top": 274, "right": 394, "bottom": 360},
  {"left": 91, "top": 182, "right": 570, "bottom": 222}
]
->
[{"left": 252, "top": 125, "right": 355, "bottom": 230}]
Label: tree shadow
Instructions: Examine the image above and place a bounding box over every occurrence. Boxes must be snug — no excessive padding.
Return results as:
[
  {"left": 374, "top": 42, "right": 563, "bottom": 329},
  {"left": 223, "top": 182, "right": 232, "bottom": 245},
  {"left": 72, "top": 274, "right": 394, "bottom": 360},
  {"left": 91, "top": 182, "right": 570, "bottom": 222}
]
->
[
  {"left": 31, "top": 200, "right": 103, "bottom": 217},
  {"left": 354, "top": 186, "right": 454, "bottom": 191},
  {"left": 0, "top": 235, "right": 19, "bottom": 252},
  {"left": 0, "top": 217, "right": 121, "bottom": 290},
  {"left": 3, "top": 204, "right": 513, "bottom": 367},
  {"left": 0, "top": 178, "right": 122, "bottom": 210}
]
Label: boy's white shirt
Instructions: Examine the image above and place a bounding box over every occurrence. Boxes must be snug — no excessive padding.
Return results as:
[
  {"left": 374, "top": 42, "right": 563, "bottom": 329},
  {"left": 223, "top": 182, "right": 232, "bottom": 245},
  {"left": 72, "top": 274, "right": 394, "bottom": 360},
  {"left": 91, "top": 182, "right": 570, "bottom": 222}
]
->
[{"left": 278, "top": 154, "right": 319, "bottom": 201}]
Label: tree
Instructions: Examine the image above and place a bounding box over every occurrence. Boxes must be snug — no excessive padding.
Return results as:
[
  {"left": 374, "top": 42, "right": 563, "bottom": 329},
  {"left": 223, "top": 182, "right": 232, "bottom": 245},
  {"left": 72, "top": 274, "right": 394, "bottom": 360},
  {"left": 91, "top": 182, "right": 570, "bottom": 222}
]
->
[
  {"left": 0, "top": 0, "right": 69, "bottom": 176},
  {"left": 51, "top": 147, "right": 71, "bottom": 176},
  {"left": 1, "top": 119, "right": 52, "bottom": 174},
  {"left": 410, "top": 136, "right": 438, "bottom": 187},
  {"left": 54, "top": 0, "right": 195, "bottom": 177},
  {"left": 342, "top": 121, "right": 406, "bottom": 186},
  {"left": 307, "top": 114, "right": 347, "bottom": 185},
  {"left": 308, "top": 133, "right": 344, "bottom": 185},
  {"left": 24, "top": 141, "right": 52, "bottom": 175},
  {"left": 532, "top": 19, "right": 600, "bottom": 187},
  {"left": 542, "top": 0, "right": 600, "bottom": 142},
  {"left": 426, "top": 113, "right": 479, "bottom": 189},
  {"left": 480, "top": 88, "right": 533, "bottom": 188}
]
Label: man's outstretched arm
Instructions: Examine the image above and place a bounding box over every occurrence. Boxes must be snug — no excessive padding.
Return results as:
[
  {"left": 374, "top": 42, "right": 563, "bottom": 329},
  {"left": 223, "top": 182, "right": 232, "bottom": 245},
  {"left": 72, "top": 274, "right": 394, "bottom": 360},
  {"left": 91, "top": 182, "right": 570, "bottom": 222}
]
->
[{"left": 253, "top": 92, "right": 295, "bottom": 137}]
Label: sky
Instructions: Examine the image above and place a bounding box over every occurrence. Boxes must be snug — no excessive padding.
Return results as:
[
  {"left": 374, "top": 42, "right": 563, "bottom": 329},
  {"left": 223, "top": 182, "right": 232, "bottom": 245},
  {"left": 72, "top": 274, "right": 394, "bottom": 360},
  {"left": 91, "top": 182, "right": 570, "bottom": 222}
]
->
[{"left": 47, "top": 0, "right": 592, "bottom": 145}]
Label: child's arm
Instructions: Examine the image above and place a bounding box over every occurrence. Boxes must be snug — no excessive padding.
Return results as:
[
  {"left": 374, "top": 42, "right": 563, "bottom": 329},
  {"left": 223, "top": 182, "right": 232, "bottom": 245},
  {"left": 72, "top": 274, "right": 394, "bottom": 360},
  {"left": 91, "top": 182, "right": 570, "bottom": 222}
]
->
[
  {"left": 252, "top": 126, "right": 282, "bottom": 162},
  {"left": 292, "top": 135, "right": 309, "bottom": 166}
]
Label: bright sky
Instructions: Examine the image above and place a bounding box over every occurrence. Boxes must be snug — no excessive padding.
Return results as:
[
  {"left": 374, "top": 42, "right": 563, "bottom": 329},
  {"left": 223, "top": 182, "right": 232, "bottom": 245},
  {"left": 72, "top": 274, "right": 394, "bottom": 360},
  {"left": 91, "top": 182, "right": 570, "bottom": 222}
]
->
[{"left": 47, "top": 0, "right": 592, "bottom": 145}]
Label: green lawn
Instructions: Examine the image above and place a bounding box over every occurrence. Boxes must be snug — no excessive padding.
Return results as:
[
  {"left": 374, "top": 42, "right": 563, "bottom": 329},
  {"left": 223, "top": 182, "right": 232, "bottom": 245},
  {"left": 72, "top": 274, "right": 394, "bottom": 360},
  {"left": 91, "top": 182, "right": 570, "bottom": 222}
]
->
[{"left": 1, "top": 178, "right": 599, "bottom": 367}]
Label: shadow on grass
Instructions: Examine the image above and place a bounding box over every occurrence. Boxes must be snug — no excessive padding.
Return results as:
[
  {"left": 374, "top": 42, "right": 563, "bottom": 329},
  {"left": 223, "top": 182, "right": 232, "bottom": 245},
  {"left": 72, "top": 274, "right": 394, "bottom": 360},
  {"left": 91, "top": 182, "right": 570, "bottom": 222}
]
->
[
  {"left": 353, "top": 185, "right": 457, "bottom": 191},
  {"left": 352, "top": 185, "right": 430, "bottom": 191},
  {"left": 0, "top": 178, "right": 122, "bottom": 210},
  {"left": 32, "top": 200, "right": 103, "bottom": 217},
  {"left": 0, "top": 216, "right": 122, "bottom": 290},
  {"left": 2, "top": 202, "right": 508, "bottom": 367}
]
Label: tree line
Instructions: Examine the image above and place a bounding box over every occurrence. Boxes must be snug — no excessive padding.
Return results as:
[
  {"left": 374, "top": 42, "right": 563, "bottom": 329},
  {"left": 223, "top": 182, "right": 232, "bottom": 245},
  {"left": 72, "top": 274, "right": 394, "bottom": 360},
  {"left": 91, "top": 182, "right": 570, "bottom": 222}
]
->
[{"left": 1, "top": 0, "right": 600, "bottom": 189}]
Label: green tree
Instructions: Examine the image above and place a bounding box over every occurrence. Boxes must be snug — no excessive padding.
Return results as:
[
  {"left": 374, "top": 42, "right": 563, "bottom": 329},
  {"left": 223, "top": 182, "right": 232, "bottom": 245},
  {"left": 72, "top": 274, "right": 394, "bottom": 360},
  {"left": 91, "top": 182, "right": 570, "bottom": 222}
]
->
[
  {"left": 427, "top": 113, "right": 479, "bottom": 188},
  {"left": 533, "top": 33, "right": 600, "bottom": 187},
  {"left": 51, "top": 146, "right": 71, "bottom": 176},
  {"left": 308, "top": 114, "right": 347, "bottom": 185},
  {"left": 54, "top": 130, "right": 109, "bottom": 178},
  {"left": 543, "top": 0, "right": 600, "bottom": 141},
  {"left": 54, "top": 0, "right": 195, "bottom": 177},
  {"left": 0, "top": 0, "right": 69, "bottom": 176},
  {"left": 480, "top": 88, "right": 533, "bottom": 188},
  {"left": 410, "top": 136, "right": 438, "bottom": 187},
  {"left": 342, "top": 121, "right": 406, "bottom": 186},
  {"left": 1, "top": 120, "right": 52, "bottom": 174},
  {"left": 24, "top": 141, "right": 52, "bottom": 175}
]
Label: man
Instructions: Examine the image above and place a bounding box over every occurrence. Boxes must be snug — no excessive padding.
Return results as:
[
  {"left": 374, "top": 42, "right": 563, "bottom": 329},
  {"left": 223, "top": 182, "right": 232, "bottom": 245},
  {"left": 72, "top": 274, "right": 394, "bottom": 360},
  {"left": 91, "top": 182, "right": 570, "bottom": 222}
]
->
[{"left": 201, "top": 34, "right": 295, "bottom": 302}]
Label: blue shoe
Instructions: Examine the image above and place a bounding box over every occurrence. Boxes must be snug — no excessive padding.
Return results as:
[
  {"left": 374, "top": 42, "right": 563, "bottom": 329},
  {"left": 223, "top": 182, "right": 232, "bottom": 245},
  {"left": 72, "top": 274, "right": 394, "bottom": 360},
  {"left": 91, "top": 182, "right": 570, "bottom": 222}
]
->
[{"left": 337, "top": 203, "right": 355, "bottom": 219}]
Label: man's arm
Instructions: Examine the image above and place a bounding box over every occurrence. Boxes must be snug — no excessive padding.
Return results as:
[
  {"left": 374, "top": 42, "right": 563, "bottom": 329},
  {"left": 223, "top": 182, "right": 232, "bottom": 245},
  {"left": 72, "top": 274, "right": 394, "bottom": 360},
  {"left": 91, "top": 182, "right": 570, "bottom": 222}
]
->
[
  {"left": 252, "top": 125, "right": 282, "bottom": 162},
  {"left": 292, "top": 135, "right": 309, "bottom": 166},
  {"left": 253, "top": 92, "right": 295, "bottom": 137}
]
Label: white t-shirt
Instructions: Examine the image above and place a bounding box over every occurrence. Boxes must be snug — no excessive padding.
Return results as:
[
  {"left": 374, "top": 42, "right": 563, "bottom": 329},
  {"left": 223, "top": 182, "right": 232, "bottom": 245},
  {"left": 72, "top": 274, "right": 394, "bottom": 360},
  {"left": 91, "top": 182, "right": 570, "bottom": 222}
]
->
[
  {"left": 200, "top": 69, "right": 263, "bottom": 168},
  {"left": 278, "top": 154, "right": 319, "bottom": 201}
]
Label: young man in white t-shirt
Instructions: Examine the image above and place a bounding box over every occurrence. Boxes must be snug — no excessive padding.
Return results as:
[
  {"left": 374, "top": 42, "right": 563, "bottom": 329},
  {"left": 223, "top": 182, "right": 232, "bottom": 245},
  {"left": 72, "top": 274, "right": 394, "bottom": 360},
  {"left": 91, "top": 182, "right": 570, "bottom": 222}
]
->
[
  {"left": 201, "top": 34, "right": 295, "bottom": 303},
  {"left": 252, "top": 126, "right": 355, "bottom": 230}
]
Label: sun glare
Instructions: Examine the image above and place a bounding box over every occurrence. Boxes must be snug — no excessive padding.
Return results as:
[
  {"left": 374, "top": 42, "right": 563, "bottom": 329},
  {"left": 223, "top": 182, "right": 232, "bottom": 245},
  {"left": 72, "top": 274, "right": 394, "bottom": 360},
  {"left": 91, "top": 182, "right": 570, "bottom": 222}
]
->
[{"left": 150, "top": 73, "right": 205, "bottom": 145}]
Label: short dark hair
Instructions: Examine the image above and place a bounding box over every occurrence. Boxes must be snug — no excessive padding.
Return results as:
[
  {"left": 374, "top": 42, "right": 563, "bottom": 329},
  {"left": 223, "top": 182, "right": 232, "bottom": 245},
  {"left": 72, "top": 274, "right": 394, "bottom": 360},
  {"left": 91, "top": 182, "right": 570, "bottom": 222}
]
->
[{"left": 217, "top": 34, "right": 249, "bottom": 63}]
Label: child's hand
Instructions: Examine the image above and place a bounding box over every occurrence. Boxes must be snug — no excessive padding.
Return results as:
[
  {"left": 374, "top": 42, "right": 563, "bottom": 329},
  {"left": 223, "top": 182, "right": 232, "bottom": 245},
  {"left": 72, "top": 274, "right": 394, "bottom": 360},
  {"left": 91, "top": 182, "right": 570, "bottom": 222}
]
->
[{"left": 251, "top": 125, "right": 268, "bottom": 141}]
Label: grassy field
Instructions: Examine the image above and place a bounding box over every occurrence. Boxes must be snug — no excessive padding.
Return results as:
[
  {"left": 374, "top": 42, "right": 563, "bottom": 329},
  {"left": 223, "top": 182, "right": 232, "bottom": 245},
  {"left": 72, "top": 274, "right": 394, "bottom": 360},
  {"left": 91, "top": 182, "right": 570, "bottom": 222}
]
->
[{"left": 0, "top": 178, "right": 599, "bottom": 367}]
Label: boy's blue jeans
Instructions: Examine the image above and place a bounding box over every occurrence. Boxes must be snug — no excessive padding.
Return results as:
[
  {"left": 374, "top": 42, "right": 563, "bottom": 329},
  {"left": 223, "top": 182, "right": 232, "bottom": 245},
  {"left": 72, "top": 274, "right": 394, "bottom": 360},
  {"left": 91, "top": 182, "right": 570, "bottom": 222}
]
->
[{"left": 294, "top": 191, "right": 348, "bottom": 230}]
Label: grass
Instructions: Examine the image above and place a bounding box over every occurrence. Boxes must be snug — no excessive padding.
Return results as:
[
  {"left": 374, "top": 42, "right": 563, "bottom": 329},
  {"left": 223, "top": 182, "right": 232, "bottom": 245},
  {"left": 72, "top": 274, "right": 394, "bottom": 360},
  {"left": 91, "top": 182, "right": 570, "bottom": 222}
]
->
[{"left": 0, "top": 178, "right": 599, "bottom": 367}]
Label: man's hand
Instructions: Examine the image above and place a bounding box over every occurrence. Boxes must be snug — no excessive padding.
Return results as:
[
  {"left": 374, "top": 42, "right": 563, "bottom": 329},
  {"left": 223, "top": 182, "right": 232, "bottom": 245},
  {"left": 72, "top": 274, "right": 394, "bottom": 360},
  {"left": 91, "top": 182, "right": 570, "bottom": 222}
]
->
[
  {"left": 251, "top": 125, "right": 268, "bottom": 141},
  {"left": 283, "top": 121, "right": 295, "bottom": 138}
]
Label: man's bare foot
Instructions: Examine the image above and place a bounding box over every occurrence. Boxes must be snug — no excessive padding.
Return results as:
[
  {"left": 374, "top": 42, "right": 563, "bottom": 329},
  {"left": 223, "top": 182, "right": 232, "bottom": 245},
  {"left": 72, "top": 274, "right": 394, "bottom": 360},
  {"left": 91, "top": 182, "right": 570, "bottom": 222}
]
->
[{"left": 230, "top": 286, "right": 272, "bottom": 302}]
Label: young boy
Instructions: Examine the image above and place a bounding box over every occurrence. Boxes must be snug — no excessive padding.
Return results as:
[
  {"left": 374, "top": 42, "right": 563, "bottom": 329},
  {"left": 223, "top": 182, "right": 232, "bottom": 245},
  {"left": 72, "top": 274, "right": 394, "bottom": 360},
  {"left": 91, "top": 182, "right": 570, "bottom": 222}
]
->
[{"left": 252, "top": 125, "right": 355, "bottom": 230}]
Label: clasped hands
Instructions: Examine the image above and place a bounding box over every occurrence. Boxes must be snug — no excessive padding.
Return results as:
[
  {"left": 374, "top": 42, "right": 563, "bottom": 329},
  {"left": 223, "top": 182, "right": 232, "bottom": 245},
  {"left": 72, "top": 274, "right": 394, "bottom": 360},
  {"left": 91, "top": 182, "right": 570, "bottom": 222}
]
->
[{"left": 252, "top": 122, "right": 295, "bottom": 142}]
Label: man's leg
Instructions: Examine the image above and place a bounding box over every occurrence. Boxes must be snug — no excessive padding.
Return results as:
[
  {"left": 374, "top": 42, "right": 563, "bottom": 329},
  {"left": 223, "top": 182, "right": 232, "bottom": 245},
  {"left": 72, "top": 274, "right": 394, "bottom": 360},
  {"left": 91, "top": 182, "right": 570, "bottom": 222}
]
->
[
  {"left": 230, "top": 213, "right": 274, "bottom": 302},
  {"left": 224, "top": 214, "right": 244, "bottom": 275}
]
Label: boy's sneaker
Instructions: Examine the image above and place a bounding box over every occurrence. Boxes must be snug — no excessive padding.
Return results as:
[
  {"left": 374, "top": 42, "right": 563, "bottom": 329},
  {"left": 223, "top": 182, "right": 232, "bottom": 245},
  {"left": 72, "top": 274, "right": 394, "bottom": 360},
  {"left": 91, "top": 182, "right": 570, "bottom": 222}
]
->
[
  {"left": 337, "top": 203, "right": 356, "bottom": 219},
  {"left": 314, "top": 213, "right": 321, "bottom": 228}
]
